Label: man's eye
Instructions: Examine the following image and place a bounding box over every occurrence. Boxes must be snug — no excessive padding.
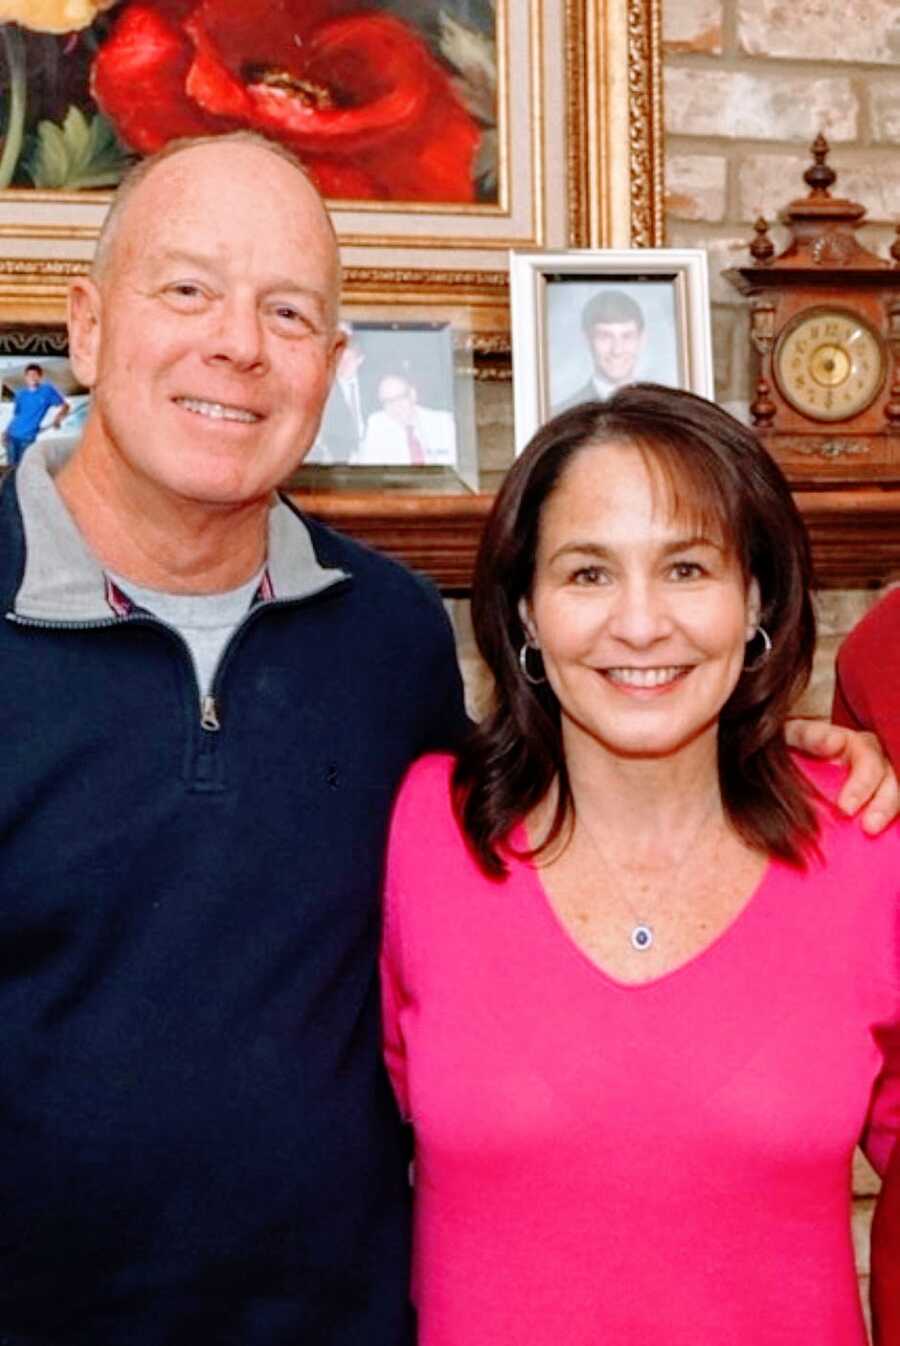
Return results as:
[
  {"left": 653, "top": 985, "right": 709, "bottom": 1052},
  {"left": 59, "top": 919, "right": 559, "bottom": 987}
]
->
[
  {"left": 270, "top": 304, "right": 314, "bottom": 330},
  {"left": 163, "top": 283, "right": 206, "bottom": 304}
]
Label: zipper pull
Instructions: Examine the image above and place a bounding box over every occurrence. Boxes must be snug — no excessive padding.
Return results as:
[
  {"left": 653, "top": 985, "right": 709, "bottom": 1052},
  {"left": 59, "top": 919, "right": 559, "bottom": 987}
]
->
[{"left": 200, "top": 694, "right": 221, "bottom": 732}]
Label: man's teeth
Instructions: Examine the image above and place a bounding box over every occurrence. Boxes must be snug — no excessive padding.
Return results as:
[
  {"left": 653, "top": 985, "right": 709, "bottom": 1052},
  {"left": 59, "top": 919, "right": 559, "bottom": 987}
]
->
[
  {"left": 176, "top": 397, "right": 259, "bottom": 423},
  {"left": 605, "top": 667, "right": 686, "bottom": 687}
]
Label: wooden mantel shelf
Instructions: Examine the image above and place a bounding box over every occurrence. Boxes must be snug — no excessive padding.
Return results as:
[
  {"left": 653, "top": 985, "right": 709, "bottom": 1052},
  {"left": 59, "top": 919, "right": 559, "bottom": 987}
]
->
[{"left": 291, "top": 488, "right": 900, "bottom": 592}]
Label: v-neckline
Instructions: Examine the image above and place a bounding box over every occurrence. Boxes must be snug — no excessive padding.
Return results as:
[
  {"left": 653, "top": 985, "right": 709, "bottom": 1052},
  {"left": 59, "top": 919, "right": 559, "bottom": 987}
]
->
[{"left": 512, "top": 822, "right": 779, "bottom": 992}]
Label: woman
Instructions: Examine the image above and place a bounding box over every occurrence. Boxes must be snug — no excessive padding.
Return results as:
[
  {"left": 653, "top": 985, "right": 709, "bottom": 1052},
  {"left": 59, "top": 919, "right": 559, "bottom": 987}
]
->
[{"left": 381, "top": 385, "right": 900, "bottom": 1346}]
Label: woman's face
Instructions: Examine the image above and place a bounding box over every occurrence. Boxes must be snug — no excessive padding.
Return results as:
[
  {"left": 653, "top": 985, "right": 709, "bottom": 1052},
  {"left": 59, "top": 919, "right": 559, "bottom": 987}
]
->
[{"left": 520, "top": 440, "right": 760, "bottom": 768}]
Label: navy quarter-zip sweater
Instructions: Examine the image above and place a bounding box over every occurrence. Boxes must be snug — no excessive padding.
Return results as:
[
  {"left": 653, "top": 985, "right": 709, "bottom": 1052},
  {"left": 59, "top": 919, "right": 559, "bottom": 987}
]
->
[{"left": 0, "top": 446, "right": 467, "bottom": 1345}]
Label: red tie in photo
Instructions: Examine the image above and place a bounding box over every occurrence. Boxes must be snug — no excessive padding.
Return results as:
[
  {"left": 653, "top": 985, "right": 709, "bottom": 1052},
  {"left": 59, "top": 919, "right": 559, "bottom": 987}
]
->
[{"left": 406, "top": 424, "right": 426, "bottom": 465}]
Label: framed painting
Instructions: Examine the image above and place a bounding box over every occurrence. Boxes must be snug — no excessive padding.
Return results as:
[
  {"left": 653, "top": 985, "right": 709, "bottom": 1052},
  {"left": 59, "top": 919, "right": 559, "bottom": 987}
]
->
[
  {"left": 0, "top": 0, "right": 663, "bottom": 330},
  {"left": 509, "top": 248, "right": 714, "bottom": 452}
]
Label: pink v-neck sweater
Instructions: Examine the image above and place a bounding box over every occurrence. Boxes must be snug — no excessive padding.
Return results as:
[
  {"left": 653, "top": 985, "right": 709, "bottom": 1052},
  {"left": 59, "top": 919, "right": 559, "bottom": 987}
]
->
[{"left": 381, "top": 754, "right": 900, "bottom": 1346}]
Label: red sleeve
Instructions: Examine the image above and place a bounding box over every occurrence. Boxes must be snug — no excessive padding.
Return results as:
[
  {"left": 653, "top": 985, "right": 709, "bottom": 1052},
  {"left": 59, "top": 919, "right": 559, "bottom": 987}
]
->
[
  {"left": 832, "top": 591, "right": 900, "bottom": 770},
  {"left": 831, "top": 670, "right": 864, "bottom": 731}
]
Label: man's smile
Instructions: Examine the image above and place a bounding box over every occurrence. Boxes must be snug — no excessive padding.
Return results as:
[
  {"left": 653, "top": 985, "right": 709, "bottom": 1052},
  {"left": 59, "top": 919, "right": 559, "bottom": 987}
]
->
[{"left": 173, "top": 396, "right": 262, "bottom": 424}]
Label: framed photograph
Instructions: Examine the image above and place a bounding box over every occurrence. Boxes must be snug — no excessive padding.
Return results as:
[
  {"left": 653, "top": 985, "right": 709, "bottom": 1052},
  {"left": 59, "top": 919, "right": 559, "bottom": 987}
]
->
[
  {"left": 0, "top": 346, "right": 88, "bottom": 468},
  {"left": 303, "top": 319, "right": 479, "bottom": 490},
  {"left": 508, "top": 249, "right": 715, "bottom": 452},
  {"left": 0, "top": 0, "right": 663, "bottom": 329}
]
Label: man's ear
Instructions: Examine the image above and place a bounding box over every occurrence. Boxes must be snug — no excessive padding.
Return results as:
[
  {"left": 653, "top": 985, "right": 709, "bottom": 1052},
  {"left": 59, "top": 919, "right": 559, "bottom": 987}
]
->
[
  {"left": 325, "top": 327, "right": 347, "bottom": 390},
  {"left": 67, "top": 277, "right": 103, "bottom": 388},
  {"left": 517, "top": 595, "right": 538, "bottom": 646}
]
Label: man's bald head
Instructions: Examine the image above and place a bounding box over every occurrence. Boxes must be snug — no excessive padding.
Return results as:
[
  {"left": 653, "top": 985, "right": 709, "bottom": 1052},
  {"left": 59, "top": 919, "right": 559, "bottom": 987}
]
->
[{"left": 92, "top": 131, "right": 341, "bottom": 324}]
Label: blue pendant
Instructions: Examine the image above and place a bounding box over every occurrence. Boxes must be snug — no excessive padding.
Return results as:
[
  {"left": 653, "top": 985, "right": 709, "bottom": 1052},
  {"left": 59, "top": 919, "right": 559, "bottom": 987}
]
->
[{"left": 631, "top": 924, "right": 654, "bottom": 951}]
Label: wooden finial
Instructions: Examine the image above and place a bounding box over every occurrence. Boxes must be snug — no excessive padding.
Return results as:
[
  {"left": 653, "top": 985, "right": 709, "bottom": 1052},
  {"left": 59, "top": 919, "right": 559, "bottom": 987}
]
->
[
  {"left": 803, "top": 133, "right": 836, "bottom": 197},
  {"left": 749, "top": 216, "right": 775, "bottom": 263},
  {"left": 750, "top": 377, "right": 776, "bottom": 427}
]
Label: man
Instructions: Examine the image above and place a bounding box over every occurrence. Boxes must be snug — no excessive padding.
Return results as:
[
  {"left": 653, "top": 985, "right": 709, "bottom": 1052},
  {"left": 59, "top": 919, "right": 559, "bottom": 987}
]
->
[
  {"left": 356, "top": 372, "right": 456, "bottom": 465},
  {"left": 2, "top": 361, "right": 70, "bottom": 465},
  {"left": 553, "top": 290, "right": 653, "bottom": 414},
  {"left": 310, "top": 322, "right": 369, "bottom": 463},
  {"left": 0, "top": 132, "right": 465, "bottom": 1345},
  {"left": 833, "top": 592, "right": 900, "bottom": 1345}
]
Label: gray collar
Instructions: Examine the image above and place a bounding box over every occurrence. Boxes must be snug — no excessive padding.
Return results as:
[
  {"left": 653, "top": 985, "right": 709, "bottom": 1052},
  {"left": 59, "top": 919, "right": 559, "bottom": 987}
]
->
[{"left": 11, "top": 440, "right": 348, "bottom": 623}]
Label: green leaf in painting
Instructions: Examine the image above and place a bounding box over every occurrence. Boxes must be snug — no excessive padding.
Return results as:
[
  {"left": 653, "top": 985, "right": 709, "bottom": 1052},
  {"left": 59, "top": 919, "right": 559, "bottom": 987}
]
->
[{"left": 22, "top": 107, "right": 132, "bottom": 189}]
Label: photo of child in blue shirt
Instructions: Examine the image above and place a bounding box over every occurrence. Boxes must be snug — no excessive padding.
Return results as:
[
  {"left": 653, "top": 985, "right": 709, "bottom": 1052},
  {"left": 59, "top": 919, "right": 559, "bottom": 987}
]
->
[{"left": 3, "top": 363, "right": 70, "bottom": 467}]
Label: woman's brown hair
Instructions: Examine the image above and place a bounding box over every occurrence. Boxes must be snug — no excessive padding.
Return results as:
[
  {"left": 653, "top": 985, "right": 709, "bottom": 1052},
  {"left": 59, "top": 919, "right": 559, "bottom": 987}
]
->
[{"left": 452, "top": 383, "right": 818, "bottom": 877}]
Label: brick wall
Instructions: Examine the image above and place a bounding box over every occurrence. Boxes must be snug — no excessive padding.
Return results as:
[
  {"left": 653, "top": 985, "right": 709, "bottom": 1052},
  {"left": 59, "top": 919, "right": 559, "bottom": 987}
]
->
[{"left": 663, "top": 0, "right": 900, "bottom": 418}]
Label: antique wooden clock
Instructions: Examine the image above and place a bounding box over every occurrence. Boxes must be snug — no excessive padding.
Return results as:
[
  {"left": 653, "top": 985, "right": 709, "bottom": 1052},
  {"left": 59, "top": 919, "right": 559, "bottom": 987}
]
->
[{"left": 725, "top": 135, "right": 900, "bottom": 486}]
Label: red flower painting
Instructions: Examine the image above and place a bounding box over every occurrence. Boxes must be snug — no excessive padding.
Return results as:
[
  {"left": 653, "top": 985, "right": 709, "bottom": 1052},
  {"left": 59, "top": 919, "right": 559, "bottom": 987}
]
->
[{"left": 90, "top": 0, "right": 482, "bottom": 202}]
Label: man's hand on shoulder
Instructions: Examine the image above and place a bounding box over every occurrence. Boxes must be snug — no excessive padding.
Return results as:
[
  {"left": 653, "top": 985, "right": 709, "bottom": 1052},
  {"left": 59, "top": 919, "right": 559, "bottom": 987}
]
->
[{"left": 784, "top": 719, "right": 900, "bottom": 834}]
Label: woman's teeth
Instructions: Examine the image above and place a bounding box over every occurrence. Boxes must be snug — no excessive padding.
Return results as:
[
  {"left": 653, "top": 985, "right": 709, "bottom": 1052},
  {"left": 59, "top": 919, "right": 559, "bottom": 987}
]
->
[{"left": 605, "top": 667, "right": 686, "bottom": 687}]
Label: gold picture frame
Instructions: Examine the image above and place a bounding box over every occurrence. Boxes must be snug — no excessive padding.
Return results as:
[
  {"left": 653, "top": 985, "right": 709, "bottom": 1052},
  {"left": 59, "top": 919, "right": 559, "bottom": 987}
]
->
[{"left": 0, "top": 0, "right": 663, "bottom": 333}]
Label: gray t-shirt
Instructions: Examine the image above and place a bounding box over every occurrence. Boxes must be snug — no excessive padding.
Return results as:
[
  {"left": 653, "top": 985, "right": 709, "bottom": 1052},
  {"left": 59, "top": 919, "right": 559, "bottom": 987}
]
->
[{"left": 109, "top": 569, "right": 264, "bottom": 697}]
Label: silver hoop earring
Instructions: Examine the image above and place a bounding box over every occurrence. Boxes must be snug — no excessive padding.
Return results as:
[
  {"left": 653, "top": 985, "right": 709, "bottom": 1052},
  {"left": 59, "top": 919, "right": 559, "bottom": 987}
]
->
[
  {"left": 743, "top": 624, "right": 772, "bottom": 672},
  {"left": 518, "top": 641, "right": 546, "bottom": 686}
]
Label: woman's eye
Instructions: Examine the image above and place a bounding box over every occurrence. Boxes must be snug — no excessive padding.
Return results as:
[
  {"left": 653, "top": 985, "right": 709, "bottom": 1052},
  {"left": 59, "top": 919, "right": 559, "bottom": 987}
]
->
[
  {"left": 670, "top": 561, "right": 704, "bottom": 580},
  {"left": 571, "top": 565, "right": 607, "bottom": 585}
]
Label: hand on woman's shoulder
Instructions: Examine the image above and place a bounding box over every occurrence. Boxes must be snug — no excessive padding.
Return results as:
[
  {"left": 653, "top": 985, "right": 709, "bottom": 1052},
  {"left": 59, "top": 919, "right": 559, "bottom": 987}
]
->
[{"left": 792, "top": 751, "right": 900, "bottom": 863}]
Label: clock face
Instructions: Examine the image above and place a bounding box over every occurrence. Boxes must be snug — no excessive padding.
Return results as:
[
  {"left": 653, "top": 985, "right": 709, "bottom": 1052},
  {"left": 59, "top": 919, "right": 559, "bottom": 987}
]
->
[{"left": 773, "top": 307, "right": 886, "bottom": 422}]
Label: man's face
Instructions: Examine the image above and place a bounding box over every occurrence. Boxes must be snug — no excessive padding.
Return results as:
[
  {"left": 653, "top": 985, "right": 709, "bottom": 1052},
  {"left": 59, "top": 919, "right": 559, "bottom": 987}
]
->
[
  {"left": 379, "top": 376, "right": 417, "bottom": 426},
  {"left": 24, "top": 368, "right": 41, "bottom": 390},
  {"left": 68, "top": 142, "right": 344, "bottom": 508},
  {"left": 589, "top": 319, "right": 644, "bottom": 386}
]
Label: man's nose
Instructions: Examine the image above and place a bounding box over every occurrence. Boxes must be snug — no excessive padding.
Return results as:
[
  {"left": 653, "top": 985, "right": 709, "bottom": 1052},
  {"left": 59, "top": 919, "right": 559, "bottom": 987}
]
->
[{"left": 205, "top": 295, "right": 266, "bottom": 372}]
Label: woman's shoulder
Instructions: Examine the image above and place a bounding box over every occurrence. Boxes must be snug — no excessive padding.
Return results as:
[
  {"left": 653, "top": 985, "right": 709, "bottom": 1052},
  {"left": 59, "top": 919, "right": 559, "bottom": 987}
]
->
[
  {"left": 390, "top": 752, "right": 457, "bottom": 835},
  {"left": 397, "top": 750, "right": 455, "bottom": 797},
  {"left": 791, "top": 751, "right": 900, "bottom": 869}
]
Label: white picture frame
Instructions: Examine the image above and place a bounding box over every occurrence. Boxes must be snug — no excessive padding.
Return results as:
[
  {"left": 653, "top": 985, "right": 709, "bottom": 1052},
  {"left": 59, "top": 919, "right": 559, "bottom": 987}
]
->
[{"left": 509, "top": 249, "right": 714, "bottom": 453}]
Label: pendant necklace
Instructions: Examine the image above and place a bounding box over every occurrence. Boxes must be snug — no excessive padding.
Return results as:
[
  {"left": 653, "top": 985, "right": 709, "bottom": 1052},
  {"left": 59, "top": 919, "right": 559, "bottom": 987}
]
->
[{"left": 575, "top": 802, "right": 722, "bottom": 953}]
